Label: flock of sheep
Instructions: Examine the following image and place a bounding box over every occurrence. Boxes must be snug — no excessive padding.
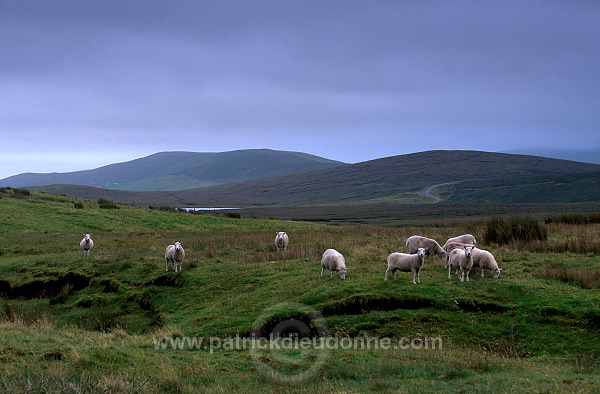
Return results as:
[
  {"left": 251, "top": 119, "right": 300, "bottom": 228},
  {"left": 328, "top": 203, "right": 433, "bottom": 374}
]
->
[
  {"left": 318, "top": 233, "right": 501, "bottom": 284},
  {"left": 79, "top": 230, "right": 500, "bottom": 284},
  {"left": 402, "top": 234, "right": 502, "bottom": 283}
]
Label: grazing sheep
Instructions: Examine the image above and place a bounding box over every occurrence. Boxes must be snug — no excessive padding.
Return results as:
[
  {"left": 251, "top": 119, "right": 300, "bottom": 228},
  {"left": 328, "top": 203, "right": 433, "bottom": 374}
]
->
[
  {"left": 165, "top": 242, "right": 185, "bottom": 273},
  {"left": 405, "top": 235, "right": 446, "bottom": 261},
  {"left": 448, "top": 245, "right": 475, "bottom": 282},
  {"left": 472, "top": 248, "right": 502, "bottom": 279},
  {"left": 80, "top": 233, "right": 94, "bottom": 256},
  {"left": 443, "top": 234, "right": 476, "bottom": 248},
  {"left": 274, "top": 232, "right": 289, "bottom": 251},
  {"left": 321, "top": 249, "right": 347, "bottom": 280},
  {"left": 385, "top": 247, "right": 426, "bottom": 284}
]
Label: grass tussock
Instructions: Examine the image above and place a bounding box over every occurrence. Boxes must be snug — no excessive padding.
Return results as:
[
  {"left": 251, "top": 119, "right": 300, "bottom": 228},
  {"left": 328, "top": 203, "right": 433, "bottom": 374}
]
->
[
  {"left": 98, "top": 198, "right": 119, "bottom": 209},
  {"left": 484, "top": 216, "right": 547, "bottom": 245},
  {"left": 545, "top": 213, "right": 600, "bottom": 225},
  {"left": 538, "top": 264, "right": 600, "bottom": 289}
]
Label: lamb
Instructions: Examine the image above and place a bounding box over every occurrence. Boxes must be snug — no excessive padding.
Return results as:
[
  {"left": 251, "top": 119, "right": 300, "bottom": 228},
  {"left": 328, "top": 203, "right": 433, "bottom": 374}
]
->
[
  {"left": 472, "top": 248, "right": 502, "bottom": 279},
  {"left": 79, "top": 233, "right": 94, "bottom": 255},
  {"left": 165, "top": 242, "right": 185, "bottom": 273},
  {"left": 443, "top": 234, "right": 476, "bottom": 248},
  {"left": 405, "top": 235, "right": 446, "bottom": 261},
  {"left": 447, "top": 245, "right": 475, "bottom": 282},
  {"left": 385, "top": 247, "right": 426, "bottom": 284},
  {"left": 320, "top": 249, "right": 347, "bottom": 280},
  {"left": 274, "top": 232, "right": 289, "bottom": 251}
]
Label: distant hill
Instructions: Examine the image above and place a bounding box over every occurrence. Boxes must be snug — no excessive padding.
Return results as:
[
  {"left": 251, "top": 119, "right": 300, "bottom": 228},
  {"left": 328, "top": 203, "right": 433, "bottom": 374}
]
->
[
  {"left": 0, "top": 149, "right": 345, "bottom": 191},
  {"left": 28, "top": 150, "right": 600, "bottom": 207},
  {"left": 504, "top": 148, "right": 600, "bottom": 164}
]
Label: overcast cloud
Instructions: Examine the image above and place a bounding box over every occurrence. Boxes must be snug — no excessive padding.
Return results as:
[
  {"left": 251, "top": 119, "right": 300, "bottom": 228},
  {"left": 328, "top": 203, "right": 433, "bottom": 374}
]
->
[{"left": 1, "top": 1, "right": 599, "bottom": 179}]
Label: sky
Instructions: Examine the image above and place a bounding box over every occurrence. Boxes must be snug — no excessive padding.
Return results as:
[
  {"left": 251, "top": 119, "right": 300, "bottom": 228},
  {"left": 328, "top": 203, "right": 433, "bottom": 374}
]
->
[{"left": 1, "top": 1, "right": 599, "bottom": 179}]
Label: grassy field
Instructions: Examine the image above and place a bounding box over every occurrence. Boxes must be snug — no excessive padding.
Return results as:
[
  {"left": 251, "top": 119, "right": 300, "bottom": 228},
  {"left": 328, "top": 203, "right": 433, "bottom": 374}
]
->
[{"left": 1, "top": 188, "right": 599, "bottom": 392}]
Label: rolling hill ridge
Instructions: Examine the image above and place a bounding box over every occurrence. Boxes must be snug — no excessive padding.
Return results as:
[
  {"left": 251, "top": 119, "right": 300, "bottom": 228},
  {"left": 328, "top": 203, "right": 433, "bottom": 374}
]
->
[
  {"left": 0, "top": 149, "right": 345, "bottom": 191},
  {"left": 27, "top": 150, "right": 600, "bottom": 207}
]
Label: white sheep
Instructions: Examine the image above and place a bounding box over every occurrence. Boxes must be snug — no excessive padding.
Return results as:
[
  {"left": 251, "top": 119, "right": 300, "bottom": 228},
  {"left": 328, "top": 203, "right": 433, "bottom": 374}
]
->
[
  {"left": 321, "top": 249, "right": 347, "bottom": 280},
  {"left": 443, "top": 234, "right": 476, "bottom": 248},
  {"left": 275, "top": 232, "right": 289, "bottom": 251},
  {"left": 472, "top": 248, "right": 502, "bottom": 279},
  {"left": 80, "top": 233, "right": 94, "bottom": 255},
  {"left": 447, "top": 245, "right": 475, "bottom": 282},
  {"left": 165, "top": 242, "right": 185, "bottom": 273},
  {"left": 385, "top": 247, "right": 426, "bottom": 284},
  {"left": 405, "top": 235, "right": 446, "bottom": 262},
  {"left": 442, "top": 242, "right": 475, "bottom": 268}
]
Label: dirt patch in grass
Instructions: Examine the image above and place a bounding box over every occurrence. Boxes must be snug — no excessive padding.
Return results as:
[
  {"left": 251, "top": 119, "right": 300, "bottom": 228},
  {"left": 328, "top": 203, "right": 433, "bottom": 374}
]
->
[{"left": 5, "top": 272, "right": 91, "bottom": 299}]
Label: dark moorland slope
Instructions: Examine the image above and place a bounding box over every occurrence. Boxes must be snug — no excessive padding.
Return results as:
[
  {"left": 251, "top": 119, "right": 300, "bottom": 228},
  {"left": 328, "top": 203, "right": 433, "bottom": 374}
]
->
[{"left": 28, "top": 150, "right": 600, "bottom": 207}]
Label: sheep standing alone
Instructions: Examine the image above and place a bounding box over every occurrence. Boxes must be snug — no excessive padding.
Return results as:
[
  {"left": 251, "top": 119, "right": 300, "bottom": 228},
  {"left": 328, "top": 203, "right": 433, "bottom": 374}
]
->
[
  {"left": 405, "top": 235, "right": 446, "bottom": 262},
  {"left": 442, "top": 242, "right": 474, "bottom": 268},
  {"left": 385, "top": 247, "right": 426, "bottom": 284},
  {"left": 165, "top": 242, "right": 185, "bottom": 273},
  {"left": 448, "top": 245, "right": 475, "bottom": 282},
  {"left": 274, "top": 232, "right": 289, "bottom": 252},
  {"left": 80, "top": 233, "right": 94, "bottom": 255},
  {"left": 321, "top": 249, "right": 347, "bottom": 280},
  {"left": 472, "top": 248, "right": 502, "bottom": 279}
]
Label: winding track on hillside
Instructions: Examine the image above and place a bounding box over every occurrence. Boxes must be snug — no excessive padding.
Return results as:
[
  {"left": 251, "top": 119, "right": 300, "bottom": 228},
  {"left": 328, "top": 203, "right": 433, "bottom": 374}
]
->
[{"left": 422, "top": 183, "right": 450, "bottom": 203}]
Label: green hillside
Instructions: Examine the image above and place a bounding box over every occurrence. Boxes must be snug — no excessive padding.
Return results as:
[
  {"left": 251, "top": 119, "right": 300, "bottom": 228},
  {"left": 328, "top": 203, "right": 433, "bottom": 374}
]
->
[
  {"left": 0, "top": 149, "right": 345, "bottom": 191},
  {"left": 30, "top": 150, "right": 600, "bottom": 207},
  {"left": 0, "top": 188, "right": 599, "bottom": 391}
]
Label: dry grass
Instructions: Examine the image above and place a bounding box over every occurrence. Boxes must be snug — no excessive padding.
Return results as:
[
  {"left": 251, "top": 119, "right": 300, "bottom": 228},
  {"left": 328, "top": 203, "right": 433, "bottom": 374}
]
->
[{"left": 537, "top": 265, "right": 600, "bottom": 289}]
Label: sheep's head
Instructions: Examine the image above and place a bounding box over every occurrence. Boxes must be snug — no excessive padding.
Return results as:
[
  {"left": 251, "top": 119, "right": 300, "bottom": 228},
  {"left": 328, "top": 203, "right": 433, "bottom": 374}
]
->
[
  {"left": 339, "top": 268, "right": 347, "bottom": 280},
  {"left": 417, "top": 248, "right": 426, "bottom": 259},
  {"left": 83, "top": 234, "right": 91, "bottom": 241},
  {"left": 491, "top": 267, "right": 502, "bottom": 279},
  {"left": 174, "top": 242, "right": 182, "bottom": 250},
  {"left": 464, "top": 245, "right": 474, "bottom": 258},
  {"left": 276, "top": 232, "right": 286, "bottom": 240}
]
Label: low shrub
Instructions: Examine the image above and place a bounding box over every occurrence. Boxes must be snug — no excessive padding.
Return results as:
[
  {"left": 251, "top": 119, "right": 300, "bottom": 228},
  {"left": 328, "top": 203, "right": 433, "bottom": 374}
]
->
[
  {"left": 13, "top": 188, "right": 30, "bottom": 196},
  {"left": 484, "top": 216, "right": 547, "bottom": 245},
  {"left": 545, "top": 213, "right": 600, "bottom": 225},
  {"left": 98, "top": 198, "right": 119, "bottom": 209}
]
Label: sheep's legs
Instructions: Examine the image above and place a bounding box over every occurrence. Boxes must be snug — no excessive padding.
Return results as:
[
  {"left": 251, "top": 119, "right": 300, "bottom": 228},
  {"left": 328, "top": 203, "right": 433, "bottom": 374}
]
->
[
  {"left": 384, "top": 267, "right": 395, "bottom": 281},
  {"left": 412, "top": 268, "right": 420, "bottom": 284},
  {"left": 320, "top": 266, "right": 324, "bottom": 277}
]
